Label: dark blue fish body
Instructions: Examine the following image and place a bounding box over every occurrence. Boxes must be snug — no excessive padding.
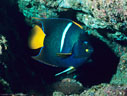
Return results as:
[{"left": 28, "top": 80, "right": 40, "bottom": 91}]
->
[{"left": 30, "top": 18, "right": 93, "bottom": 68}]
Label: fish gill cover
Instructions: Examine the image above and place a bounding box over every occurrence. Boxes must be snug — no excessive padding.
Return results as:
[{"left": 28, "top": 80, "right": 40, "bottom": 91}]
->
[{"left": 0, "top": 0, "right": 127, "bottom": 95}]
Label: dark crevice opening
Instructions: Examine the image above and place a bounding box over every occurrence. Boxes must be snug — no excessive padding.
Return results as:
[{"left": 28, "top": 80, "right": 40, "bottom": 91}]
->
[
  {"left": 57, "top": 8, "right": 85, "bottom": 25},
  {"left": 77, "top": 35, "right": 119, "bottom": 87}
]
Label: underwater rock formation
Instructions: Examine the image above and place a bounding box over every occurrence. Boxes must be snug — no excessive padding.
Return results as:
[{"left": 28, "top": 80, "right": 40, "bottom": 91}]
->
[
  {"left": 52, "top": 84, "right": 127, "bottom": 96},
  {"left": 111, "top": 53, "right": 127, "bottom": 84},
  {"left": 0, "top": 35, "right": 11, "bottom": 93},
  {"left": 52, "top": 78, "right": 84, "bottom": 95},
  {"left": 80, "top": 84, "right": 127, "bottom": 96},
  {"left": 0, "top": 0, "right": 127, "bottom": 95},
  {"left": 18, "top": 0, "right": 127, "bottom": 30},
  {"left": 0, "top": 35, "right": 7, "bottom": 55}
]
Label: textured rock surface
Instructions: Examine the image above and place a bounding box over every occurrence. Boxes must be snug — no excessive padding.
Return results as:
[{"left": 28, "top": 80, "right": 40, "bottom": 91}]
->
[
  {"left": 53, "top": 84, "right": 127, "bottom": 96},
  {"left": 52, "top": 78, "right": 84, "bottom": 95}
]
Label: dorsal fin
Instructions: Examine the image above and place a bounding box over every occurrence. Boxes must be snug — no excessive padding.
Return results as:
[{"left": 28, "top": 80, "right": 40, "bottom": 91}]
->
[{"left": 72, "top": 21, "right": 83, "bottom": 29}]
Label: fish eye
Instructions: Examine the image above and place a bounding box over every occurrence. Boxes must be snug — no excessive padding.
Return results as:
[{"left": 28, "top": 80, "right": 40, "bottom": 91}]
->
[{"left": 85, "top": 49, "right": 89, "bottom": 52}]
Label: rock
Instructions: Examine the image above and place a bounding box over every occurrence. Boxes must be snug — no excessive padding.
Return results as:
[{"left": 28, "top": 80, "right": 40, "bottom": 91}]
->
[
  {"left": 52, "top": 78, "right": 84, "bottom": 95},
  {"left": 53, "top": 91, "right": 65, "bottom": 96}
]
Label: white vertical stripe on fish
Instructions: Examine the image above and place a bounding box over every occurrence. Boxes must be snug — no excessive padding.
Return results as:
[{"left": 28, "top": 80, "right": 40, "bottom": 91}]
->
[{"left": 60, "top": 22, "right": 72, "bottom": 52}]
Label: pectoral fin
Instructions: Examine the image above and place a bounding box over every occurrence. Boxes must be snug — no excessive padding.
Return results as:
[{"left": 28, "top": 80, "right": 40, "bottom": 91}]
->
[
  {"left": 56, "top": 53, "right": 72, "bottom": 58},
  {"left": 55, "top": 66, "right": 75, "bottom": 76}
]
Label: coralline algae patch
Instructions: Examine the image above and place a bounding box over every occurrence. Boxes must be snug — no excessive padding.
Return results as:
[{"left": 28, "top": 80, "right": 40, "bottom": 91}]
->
[
  {"left": 18, "top": 0, "right": 127, "bottom": 30},
  {"left": 111, "top": 53, "right": 127, "bottom": 85},
  {"left": 80, "top": 84, "right": 127, "bottom": 96},
  {"left": 18, "top": 0, "right": 58, "bottom": 19}
]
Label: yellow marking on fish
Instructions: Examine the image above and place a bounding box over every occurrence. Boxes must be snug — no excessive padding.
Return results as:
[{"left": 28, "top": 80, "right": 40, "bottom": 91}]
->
[
  {"left": 69, "top": 66, "right": 75, "bottom": 70},
  {"left": 72, "top": 21, "right": 83, "bottom": 29},
  {"left": 32, "top": 17, "right": 41, "bottom": 20},
  {"left": 28, "top": 25, "right": 45, "bottom": 49},
  {"left": 55, "top": 66, "right": 75, "bottom": 76},
  {"left": 85, "top": 49, "right": 89, "bottom": 52}
]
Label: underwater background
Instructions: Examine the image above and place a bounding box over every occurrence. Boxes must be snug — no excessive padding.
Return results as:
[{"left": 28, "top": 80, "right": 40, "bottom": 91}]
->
[{"left": 0, "top": 0, "right": 127, "bottom": 95}]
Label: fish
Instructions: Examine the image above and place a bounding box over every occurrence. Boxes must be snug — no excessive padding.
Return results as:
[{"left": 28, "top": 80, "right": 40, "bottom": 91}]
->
[{"left": 28, "top": 18, "right": 93, "bottom": 76}]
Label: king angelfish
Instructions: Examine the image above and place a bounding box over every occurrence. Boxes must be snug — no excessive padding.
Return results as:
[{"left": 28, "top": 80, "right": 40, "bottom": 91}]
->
[{"left": 28, "top": 18, "right": 93, "bottom": 76}]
